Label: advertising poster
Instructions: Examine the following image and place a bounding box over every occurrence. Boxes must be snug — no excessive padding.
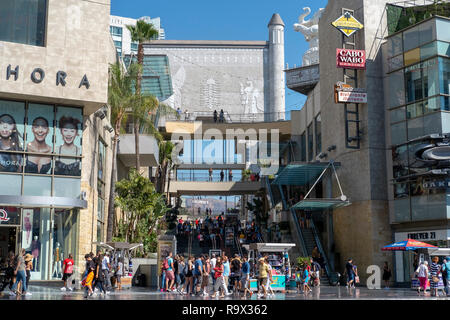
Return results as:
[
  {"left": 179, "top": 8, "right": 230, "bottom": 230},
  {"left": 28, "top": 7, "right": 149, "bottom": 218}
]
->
[
  {"left": 25, "top": 104, "right": 54, "bottom": 174},
  {"left": 0, "top": 100, "right": 25, "bottom": 173},
  {"left": 55, "top": 106, "right": 83, "bottom": 176},
  {"left": 22, "top": 209, "right": 34, "bottom": 250}
]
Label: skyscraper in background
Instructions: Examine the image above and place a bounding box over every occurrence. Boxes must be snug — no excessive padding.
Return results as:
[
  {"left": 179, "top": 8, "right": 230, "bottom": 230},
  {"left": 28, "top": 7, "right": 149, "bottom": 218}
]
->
[{"left": 110, "top": 15, "right": 165, "bottom": 58}]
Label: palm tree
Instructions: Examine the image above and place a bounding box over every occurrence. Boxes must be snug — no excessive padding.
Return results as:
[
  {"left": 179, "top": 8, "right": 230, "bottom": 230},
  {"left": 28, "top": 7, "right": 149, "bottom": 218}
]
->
[
  {"left": 126, "top": 20, "right": 159, "bottom": 96},
  {"left": 106, "top": 62, "right": 140, "bottom": 242},
  {"left": 157, "top": 141, "right": 175, "bottom": 195}
]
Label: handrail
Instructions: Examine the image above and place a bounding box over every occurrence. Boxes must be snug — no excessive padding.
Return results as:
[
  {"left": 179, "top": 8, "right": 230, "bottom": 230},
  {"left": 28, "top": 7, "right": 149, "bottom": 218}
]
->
[
  {"left": 290, "top": 207, "right": 308, "bottom": 257},
  {"left": 162, "top": 111, "right": 289, "bottom": 124},
  {"left": 264, "top": 176, "right": 275, "bottom": 207},
  {"left": 310, "top": 219, "right": 333, "bottom": 281}
]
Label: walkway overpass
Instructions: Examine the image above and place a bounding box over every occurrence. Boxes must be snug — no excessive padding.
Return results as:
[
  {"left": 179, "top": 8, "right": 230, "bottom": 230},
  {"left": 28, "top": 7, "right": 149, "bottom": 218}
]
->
[{"left": 168, "top": 180, "right": 264, "bottom": 196}]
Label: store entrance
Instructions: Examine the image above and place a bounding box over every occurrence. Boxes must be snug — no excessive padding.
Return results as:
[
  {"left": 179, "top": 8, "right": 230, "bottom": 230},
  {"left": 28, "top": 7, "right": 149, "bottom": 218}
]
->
[{"left": 0, "top": 227, "right": 17, "bottom": 262}]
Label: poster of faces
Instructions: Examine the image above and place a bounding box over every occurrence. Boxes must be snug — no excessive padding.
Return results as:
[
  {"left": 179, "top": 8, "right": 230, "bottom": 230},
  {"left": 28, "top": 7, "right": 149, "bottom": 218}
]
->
[
  {"left": 0, "top": 100, "right": 25, "bottom": 172},
  {"left": 54, "top": 106, "right": 82, "bottom": 176},
  {"left": 25, "top": 104, "right": 54, "bottom": 174}
]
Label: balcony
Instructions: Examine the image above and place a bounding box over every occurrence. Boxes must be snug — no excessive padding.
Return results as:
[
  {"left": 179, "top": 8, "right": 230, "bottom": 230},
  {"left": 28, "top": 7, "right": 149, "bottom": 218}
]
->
[
  {"left": 168, "top": 180, "right": 264, "bottom": 196},
  {"left": 117, "top": 134, "right": 159, "bottom": 167},
  {"left": 284, "top": 64, "right": 319, "bottom": 95}
]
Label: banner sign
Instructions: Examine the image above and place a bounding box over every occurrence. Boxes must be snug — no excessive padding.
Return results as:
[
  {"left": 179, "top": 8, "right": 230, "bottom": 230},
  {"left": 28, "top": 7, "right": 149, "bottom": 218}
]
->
[
  {"left": 336, "top": 49, "right": 366, "bottom": 69},
  {"left": 334, "top": 82, "right": 367, "bottom": 104},
  {"left": 332, "top": 12, "right": 364, "bottom": 37}
]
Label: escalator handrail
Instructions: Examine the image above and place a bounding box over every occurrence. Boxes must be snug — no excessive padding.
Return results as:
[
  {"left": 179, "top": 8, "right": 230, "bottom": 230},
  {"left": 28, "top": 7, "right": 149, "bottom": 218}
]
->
[
  {"left": 310, "top": 219, "right": 332, "bottom": 280},
  {"left": 290, "top": 207, "right": 308, "bottom": 257}
]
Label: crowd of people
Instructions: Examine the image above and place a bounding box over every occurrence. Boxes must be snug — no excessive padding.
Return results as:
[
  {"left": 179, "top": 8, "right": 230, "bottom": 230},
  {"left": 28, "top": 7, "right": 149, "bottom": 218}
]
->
[
  {"left": 81, "top": 250, "right": 124, "bottom": 298},
  {"left": 176, "top": 214, "right": 263, "bottom": 250},
  {"left": 414, "top": 256, "right": 450, "bottom": 297},
  {"left": 159, "top": 251, "right": 283, "bottom": 299}
]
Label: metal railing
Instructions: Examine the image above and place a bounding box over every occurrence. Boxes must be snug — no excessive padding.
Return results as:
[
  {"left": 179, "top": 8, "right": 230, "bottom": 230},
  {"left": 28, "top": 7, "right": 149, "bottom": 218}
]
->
[
  {"left": 310, "top": 219, "right": 334, "bottom": 282},
  {"left": 162, "top": 111, "right": 290, "bottom": 124},
  {"left": 290, "top": 208, "right": 308, "bottom": 257},
  {"left": 176, "top": 172, "right": 242, "bottom": 182}
]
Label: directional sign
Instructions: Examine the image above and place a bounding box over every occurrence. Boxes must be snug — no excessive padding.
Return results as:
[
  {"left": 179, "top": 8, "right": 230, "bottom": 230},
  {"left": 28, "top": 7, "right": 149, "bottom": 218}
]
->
[{"left": 332, "top": 12, "right": 364, "bottom": 37}]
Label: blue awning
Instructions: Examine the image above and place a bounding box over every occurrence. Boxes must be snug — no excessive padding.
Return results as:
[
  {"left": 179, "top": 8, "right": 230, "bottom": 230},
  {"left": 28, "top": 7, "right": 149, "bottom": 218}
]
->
[
  {"left": 272, "top": 162, "right": 340, "bottom": 186},
  {"left": 291, "top": 198, "right": 351, "bottom": 211}
]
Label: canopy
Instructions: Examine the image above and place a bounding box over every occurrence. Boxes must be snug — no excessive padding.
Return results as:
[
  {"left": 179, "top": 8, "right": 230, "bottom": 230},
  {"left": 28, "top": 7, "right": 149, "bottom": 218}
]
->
[
  {"left": 272, "top": 162, "right": 340, "bottom": 186},
  {"left": 381, "top": 239, "right": 437, "bottom": 251},
  {"left": 292, "top": 198, "right": 351, "bottom": 211}
]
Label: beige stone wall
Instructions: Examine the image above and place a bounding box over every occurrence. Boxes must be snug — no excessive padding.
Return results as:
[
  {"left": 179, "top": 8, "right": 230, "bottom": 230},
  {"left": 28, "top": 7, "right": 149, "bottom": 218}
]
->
[
  {"left": 0, "top": 0, "right": 114, "bottom": 115},
  {"left": 77, "top": 112, "right": 114, "bottom": 273},
  {"left": 333, "top": 201, "right": 393, "bottom": 283}
]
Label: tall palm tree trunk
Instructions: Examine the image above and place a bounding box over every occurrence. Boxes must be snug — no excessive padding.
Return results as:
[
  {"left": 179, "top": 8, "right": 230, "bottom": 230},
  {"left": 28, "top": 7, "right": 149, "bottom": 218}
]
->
[
  {"left": 134, "top": 120, "right": 141, "bottom": 173},
  {"left": 107, "top": 133, "right": 119, "bottom": 242},
  {"left": 134, "top": 43, "right": 144, "bottom": 172}
]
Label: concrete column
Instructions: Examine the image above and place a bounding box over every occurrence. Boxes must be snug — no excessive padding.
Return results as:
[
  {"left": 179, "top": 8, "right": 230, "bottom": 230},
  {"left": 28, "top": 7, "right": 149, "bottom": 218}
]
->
[{"left": 267, "top": 14, "right": 286, "bottom": 122}]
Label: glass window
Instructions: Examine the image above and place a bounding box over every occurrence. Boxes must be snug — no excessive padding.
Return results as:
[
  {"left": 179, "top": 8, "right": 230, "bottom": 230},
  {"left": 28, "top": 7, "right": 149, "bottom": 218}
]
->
[
  {"left": 405, "top": 65, "right": 423, "bottom": 103},
  {"left": 0, "top": 206, "right": 21, "bottom": 225},
  {"left": 404, "top": 48, "right": 420, "bottom": 66},
  {"left": 388, "top": 54, "right": 403, "bottom": 72},
  {"left": 391, "top": 107, "right": 406, "bottom": 123},
  {"left": 418, "top": 19, "right": 436, "bottom": 46},
  {"left": 23, "top": 208, "right": 51, "bottom": 280},
  {"left": 439, "top": 57, "right": 450, "bottom": 95},
  {"left": 391, "top": 122, "right": 407, "bottom": 146},
  {"left": 0, "top": 174, "right": 21, "bottom": 195},
  {"left": 0, "top": 153, "right": 24, "bottom": 173},
  {"left": 436, "top": 18, "right": 450, "bottom": 42},
  {"left": 110, "top": 26, "right": 123, "bottom": 37},
  {"left": 423, "top": 96, "right": 440, "bottom": 114},
  {"left": 406, "top": 102, "right": 423, "bottom": 119},
  {"left": 420, "top": 42, "right": 437, "bottom": 60},
  {"left": 52, "top": 209, "right": 79, "bottom": 279},
  {"left": 131, "top": 42, "right": 138, "bottom": 51},
  {"left": 315, "top": 114, "right": 321, "bottom": 156},
  {"left": 114, "top": 40, "right": 122, "bottom": 49},
  {"left": 437, "top": 41, "right": 450, "bottom": 57},
  {"left": 307, "top": 124, "right": 313, "bottom": 162},
  {"left": 441, "top": 112, "right": 450, "bottom": 132},
  {"left": 0, "top": 100, "right": 25, "bottom": 153},
  {"left": 403, "top": 26, "right": 420, "bottom": 52},
  {"left": 387, "top": 33, "right": 403, "bottom": 57},
  {"left": 423, "top": 112, "right": 442, "bottom": 135},
  {"left": 300, "top": 132, "right": 306, "bottom": 162},
  {"left": 54, "top": 177, "right": 80, "bottom": 198},
  {"left": 98, "top": 140, "right": 106, "bottom": 181},
  {"left": 23, "top": 175, "right": 51, "bottom": 196},
  {"left": 407, "top": 117, "right": 424, "bottom": 140},
  {"left": 387, "top": 70, "right": 405, "bottom": 108},
  {"left": 0, "top": 0, "right": 47, "bottom": 46},
  {"left": 441, "top": 96, "right": 450, "bottom": 112},
  {"left": 405, "top": 58, "right": 438, "bottom": 104}
]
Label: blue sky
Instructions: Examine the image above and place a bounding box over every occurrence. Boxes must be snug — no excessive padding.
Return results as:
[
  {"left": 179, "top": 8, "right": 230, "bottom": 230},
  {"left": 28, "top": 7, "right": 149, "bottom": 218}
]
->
[{"left": 111, "top": 0, "right": 328, "bottom": 114}]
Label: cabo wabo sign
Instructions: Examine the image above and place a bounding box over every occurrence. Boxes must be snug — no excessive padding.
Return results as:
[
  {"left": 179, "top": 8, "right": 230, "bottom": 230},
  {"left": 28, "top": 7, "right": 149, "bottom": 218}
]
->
[
  {"left": 5, "top": 64, "right": 90, "bottom": 89},
  {"left": 336, "top": 49, "right": 366, "bottom": 69},
  {"left": 334, "top": 82, "right": 367, "bottom": 104}
]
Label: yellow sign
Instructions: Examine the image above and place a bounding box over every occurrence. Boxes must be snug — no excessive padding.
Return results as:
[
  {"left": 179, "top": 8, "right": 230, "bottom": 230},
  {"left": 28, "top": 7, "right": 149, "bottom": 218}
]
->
[{"left": 332, "top": 12, "right": 364, "bottom": 37}]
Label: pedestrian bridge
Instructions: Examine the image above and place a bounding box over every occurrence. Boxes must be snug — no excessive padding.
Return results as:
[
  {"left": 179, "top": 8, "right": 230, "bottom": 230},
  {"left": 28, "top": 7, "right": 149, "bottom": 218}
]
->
[{"left": 168, "top": 180, "right": 264, "bottom": 196}]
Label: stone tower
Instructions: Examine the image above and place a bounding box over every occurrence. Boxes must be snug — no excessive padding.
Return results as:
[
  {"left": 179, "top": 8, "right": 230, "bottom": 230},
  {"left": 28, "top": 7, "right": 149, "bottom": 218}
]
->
[{"left": 267, "top": 13, "right": 286, "bottom": 121}]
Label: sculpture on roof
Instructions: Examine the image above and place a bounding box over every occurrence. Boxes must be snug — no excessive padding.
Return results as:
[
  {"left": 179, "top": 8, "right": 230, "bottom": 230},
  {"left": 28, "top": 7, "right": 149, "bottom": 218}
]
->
[{"left": 293, "top": 7, "right": 324, "bottom": 66}]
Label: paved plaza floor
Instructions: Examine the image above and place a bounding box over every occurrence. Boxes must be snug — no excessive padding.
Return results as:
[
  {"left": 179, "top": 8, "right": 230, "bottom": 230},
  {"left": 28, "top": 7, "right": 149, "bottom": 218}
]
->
[{"left": 1, "top": 284, "right": 449, "bottom": 300}]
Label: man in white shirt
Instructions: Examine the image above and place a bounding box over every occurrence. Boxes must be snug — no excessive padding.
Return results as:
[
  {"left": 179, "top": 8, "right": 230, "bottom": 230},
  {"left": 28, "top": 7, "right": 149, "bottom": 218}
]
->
[
  {"left": 102, "top": 252, "right": 112, "bottom": 292},
  {"left": 210, "top": 254, "right": 217, "bottom": 286}
]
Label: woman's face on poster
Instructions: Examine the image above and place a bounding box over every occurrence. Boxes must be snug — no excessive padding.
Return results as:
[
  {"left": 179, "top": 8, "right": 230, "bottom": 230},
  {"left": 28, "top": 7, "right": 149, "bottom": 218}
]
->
[
  {"left": 32, "top": 119, "right": 49, "bottom": 142},
  {"left": 60, "top": 124, "right": 77, "bottom": 145},
  {"left": 0, "top": 116, "right": 15, "bottom": 139}
]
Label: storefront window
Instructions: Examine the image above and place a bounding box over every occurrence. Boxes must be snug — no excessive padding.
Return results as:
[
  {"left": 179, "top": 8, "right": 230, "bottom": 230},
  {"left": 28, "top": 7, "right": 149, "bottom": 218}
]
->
[
  {"left": 24, "top": 208, "right": 51, "bottom": 280},
  {"left": 51, "top": 209, "right": 79, "bottom": 279}
]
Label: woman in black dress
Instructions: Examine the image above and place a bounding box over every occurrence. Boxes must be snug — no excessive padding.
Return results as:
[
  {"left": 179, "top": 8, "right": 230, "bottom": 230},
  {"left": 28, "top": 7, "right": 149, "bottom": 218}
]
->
[{"left": 383, "top": 261, "right": 392, "bottom": 289}]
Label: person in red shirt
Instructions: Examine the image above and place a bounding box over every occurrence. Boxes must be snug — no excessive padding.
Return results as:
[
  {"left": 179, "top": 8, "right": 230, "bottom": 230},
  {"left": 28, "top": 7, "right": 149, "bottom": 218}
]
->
[{"left": 61, "top": 253, "right": 74, "bottom": 291}]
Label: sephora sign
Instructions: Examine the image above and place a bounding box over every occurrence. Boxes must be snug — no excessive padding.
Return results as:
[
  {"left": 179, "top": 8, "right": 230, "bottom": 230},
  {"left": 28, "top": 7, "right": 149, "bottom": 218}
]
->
[{"left": 336, "top": 49, "right": 366, "bottom": 69}]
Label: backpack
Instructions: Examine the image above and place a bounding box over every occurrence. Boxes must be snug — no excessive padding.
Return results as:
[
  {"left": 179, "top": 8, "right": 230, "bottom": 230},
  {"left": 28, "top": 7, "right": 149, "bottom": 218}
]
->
[{"left": 162, "top": 258, "right": 169, "bottom": 270}]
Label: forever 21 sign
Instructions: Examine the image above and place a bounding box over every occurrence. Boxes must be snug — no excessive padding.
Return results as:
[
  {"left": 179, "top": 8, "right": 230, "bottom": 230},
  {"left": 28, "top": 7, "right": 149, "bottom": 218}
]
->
[{"left": 5, "top": 64, "right": 90, "bottom": 89}]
